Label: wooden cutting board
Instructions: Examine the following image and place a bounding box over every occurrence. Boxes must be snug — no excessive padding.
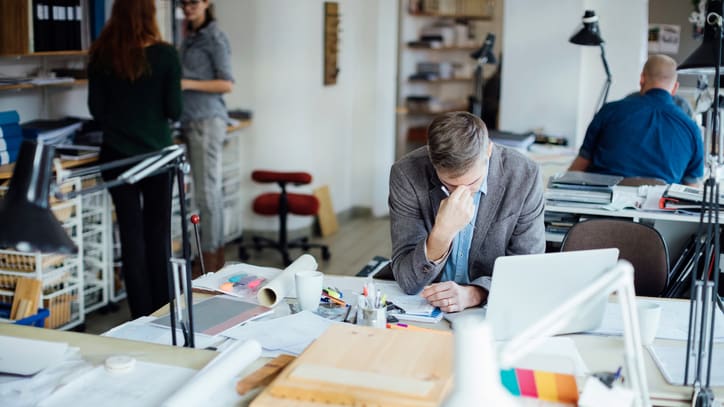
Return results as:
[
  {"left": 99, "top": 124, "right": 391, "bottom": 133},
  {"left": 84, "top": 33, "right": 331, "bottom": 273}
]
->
[{"left": 251, "top": 324, "right": 453, "bottom": 407}]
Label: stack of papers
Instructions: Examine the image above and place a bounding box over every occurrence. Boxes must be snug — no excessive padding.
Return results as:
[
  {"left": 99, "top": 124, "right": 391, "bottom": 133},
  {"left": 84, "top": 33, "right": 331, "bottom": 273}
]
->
[{"left": 222, "top": 311, "right": 338, "bottom": 357}]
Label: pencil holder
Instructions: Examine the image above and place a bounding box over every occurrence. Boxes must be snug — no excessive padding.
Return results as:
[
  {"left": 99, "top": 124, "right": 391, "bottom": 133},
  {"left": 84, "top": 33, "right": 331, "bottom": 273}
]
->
[{"left": 358, "top": 306, "right": 386, "bottom": 328}]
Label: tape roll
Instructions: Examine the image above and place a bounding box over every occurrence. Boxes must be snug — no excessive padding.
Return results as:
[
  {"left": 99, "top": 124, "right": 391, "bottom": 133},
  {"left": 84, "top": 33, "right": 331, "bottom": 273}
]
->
[{"left": 105, "top": 355, "right": 136, "bottom": 374}]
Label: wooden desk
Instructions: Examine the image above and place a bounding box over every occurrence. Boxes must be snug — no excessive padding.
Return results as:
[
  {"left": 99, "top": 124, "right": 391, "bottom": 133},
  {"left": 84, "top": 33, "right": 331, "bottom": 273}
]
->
[
  {"left": 545, "top": 186, "right": 701, "bottom": 262},
  {"left": 2, "top": 277, "right": 720, "bottom": 406},
  {"left": 0, "top": 120, "right": 252, "bottom": 182},
  {"left": 0, "top": 155, "right": 97, "bottom": 181},
  {"left": 0, "top": 323, "right": 216, "bottom": 369}
]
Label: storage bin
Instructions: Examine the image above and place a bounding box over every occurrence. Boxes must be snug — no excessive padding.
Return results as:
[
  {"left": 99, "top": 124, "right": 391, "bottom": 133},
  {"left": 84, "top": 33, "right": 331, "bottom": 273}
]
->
[{"left": 0, "top": 302, "right": 50, "bottom": 327}]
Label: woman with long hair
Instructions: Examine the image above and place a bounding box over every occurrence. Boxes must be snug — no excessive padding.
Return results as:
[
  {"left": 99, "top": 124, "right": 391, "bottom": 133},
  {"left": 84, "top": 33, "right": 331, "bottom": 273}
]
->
[
  {"left": 88, "top": 0, "right": 182, "bottom": 318},
  {"left": 179, "top": 0, "right": 234, "bottom": 274}
]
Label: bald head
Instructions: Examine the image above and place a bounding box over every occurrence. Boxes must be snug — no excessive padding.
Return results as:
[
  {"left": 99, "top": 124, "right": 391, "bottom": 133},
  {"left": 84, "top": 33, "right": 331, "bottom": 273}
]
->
[{"left": 640, "top": 54, "right": 679, "bottom": 94}]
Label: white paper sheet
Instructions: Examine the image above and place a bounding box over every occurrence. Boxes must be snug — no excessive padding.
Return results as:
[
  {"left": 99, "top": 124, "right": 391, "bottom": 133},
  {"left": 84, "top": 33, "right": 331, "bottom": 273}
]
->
[
  {"left": 102, "top": 316, "right": 223, "bottom": 349},
  {"left": 222, "top": 310, "right": 338, "bottom": 357},
  {"left": 0, "top": 347, "right": 90, "bottom": 407},
  {"left": 257, "top": 254, "right": 318, "bottom": 307},
  {"left": 649, "top": 342, "right": 724, "bottom": 386},
  {"left": 39, "top": 360, "right": 196, "bottom": 407},
  {"left": 588, "top": 300, "right": 724, "bottom": 342},
  {"left": 162, "top": 339, "right": 262, "bottom": 407},
  {"left": 0, "top": 336, "right": 69, "bottom": 376}
]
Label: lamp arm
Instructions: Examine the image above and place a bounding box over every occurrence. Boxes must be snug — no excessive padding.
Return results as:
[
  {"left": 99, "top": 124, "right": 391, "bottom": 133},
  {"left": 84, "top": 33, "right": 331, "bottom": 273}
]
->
[
  {"left": 120, "top": 145, "right": 184, "bottom": 184},
  {"left": 499, "top": 260, "right": 650, "bottom": 407},
  {"left": 598, "top": 43, "right": 612, "bottom": 109},
  {"left": 54, "top": 149, "right": 167, "bottom": 185}
]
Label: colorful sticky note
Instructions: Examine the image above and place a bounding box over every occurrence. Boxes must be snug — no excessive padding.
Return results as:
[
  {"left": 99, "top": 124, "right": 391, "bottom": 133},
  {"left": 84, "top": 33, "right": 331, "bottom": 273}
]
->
[
  {"left": 500, "top": 368, "right": 520, "bottom": 396},
  {"left": 515, "top": 368, "right": 538, "bottom": 398},
  {"left": 554, "top": 373, "right": 579, "bottom": 403},
  {"left": 533, "top": 371, "right": 558, "bottom": 401}
]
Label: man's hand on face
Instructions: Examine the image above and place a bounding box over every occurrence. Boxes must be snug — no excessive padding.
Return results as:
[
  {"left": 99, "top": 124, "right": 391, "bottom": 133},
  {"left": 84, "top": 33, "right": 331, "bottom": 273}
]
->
[{"left": 434, "top": 186, "right": 474, "bottom": 240}]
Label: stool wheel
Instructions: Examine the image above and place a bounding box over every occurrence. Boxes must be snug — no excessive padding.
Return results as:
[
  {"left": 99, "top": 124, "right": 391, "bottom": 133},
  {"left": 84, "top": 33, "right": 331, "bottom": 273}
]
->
[
  {"left": 252, "top": 236, "right": 263, "bottom": 251},
  {"left": 322, "top": 247, "right": 331, "bottom": 261}
]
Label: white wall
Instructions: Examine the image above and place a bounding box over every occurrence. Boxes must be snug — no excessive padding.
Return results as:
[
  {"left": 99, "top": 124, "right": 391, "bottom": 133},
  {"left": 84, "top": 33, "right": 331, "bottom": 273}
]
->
[
  {"left": 500, "top": 0, "right": 648, "bottom": 147},
  {"left": 216, "top": 0, "right": 397, "bottom": 232}
]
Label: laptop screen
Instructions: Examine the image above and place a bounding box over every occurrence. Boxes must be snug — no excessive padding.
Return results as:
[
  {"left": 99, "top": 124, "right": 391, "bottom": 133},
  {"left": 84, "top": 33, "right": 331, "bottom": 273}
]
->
[{"left": 485, "top": 248, "right": 619, "bottom": 340}]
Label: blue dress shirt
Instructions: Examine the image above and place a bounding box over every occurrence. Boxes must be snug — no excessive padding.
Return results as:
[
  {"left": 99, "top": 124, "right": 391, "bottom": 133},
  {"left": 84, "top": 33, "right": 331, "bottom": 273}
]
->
[
  {"left": 442, "top": 174, "right": 489, "bottom": 284},
  {"left": 579, "top": 88, "right": 703, "bottom": 185}
]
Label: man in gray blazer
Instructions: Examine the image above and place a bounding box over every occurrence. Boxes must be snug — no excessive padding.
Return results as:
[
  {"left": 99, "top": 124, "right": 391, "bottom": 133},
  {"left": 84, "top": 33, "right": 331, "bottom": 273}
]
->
[{"left": 389, "top": 112, "right": 545, "bottom": 312}]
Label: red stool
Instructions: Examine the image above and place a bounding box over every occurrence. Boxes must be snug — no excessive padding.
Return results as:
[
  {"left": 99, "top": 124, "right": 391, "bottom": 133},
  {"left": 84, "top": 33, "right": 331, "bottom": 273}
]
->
[{"left": 239, "top": 170, "right": 331, "bottom": 266}]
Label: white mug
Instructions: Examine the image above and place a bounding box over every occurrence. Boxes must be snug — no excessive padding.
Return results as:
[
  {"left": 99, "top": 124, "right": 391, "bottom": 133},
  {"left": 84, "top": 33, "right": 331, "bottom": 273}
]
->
[
  {"left": 637, "top": 302, "right": 662, "bottom": 346},
  {"left": 295, "top": 270, "right": 323, "bottom": 312}
]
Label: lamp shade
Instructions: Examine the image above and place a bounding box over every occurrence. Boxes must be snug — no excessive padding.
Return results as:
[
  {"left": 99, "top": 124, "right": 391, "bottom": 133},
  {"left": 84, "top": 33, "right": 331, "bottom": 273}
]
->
[
  {"left": 569, "top": 10, "right": 604, "bottom": 46},
  {"left": 471, "top": 33, "right": 497, "bottom": 64},
  {"left": 0, "top": 140, "right": 77, "bottom": 253},
  {"left": 679, "top": 0, "right": 724, "bottom": 74}
]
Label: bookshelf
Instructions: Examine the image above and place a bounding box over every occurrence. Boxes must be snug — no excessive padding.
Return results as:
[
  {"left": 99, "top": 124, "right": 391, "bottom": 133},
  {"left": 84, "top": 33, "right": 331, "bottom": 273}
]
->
[{"left": 396, "top": 0, "right": 501, "bottom": 157}]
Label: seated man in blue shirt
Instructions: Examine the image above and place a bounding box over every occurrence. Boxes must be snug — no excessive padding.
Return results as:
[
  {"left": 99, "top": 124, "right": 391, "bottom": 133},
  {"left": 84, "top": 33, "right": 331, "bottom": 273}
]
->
[{"left": 569, "top": 54, "right": 704, "bottom": 186}]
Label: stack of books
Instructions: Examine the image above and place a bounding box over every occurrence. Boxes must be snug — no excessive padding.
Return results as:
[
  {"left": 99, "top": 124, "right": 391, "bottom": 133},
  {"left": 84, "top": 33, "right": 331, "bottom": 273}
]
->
[
  {"left": 545, "top": 171, "right": 623, "bottom": 205},
  {"left": 0, "top": 111, "right": 23, "bottom": 165},
  {"left": 658, "top": 184, "right": 724, "bottom": 211},
  {"left": 489, "top": 130, "right": 536, "bottom": 151},
  {"left": 21, "top": 117, "right": 83, "bottom": 145}
]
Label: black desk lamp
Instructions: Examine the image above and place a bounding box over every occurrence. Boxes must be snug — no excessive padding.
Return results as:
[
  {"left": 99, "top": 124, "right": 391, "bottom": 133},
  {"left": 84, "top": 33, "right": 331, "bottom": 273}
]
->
[
  {"left": 570, "top": 10, "right": 612, "bottom": 112},
  {"left": 469, "top": 33, "right": 497, "bottom": 119},
  {"left": 0, "top": 140, "right": 195, "bottom": 348},
  {"left": 677, "top": 1, "right": 724, "bottom": 406}
]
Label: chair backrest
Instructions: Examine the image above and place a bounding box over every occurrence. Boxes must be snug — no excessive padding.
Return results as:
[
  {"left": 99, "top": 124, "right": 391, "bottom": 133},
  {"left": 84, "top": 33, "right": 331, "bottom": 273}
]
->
[
  {"left": 619, "top": 177, "right": 667, "bottom": 187},
  {"left": 560, "top": 219, "right": 669, "bottom": 296}
]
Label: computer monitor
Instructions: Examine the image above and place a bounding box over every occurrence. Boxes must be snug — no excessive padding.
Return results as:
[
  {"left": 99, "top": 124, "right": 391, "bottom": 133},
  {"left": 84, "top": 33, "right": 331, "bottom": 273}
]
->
[{"left": 485, "top": 248, "right": 619, "bottom": 340}]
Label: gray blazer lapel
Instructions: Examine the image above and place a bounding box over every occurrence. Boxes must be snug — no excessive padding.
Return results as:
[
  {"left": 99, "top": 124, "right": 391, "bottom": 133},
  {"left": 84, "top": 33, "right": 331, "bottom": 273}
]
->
[
  {"left": 428, "top": 178, "right": 446, "bottom": 220},
  {"left": 471, "top": 145, "right": 506, "bottom": 250}
]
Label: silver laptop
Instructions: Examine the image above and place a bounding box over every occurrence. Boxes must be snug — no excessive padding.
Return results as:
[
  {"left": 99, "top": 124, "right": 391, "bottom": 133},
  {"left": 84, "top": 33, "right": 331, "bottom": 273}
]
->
[{"left": 485, "top": 248, "right": 619, "bottom": 340}]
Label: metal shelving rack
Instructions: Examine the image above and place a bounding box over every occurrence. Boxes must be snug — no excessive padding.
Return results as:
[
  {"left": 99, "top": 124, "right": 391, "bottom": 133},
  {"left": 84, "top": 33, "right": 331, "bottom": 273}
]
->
[{"left": 0, "top": 176, "right": 85, "bottom": 330}]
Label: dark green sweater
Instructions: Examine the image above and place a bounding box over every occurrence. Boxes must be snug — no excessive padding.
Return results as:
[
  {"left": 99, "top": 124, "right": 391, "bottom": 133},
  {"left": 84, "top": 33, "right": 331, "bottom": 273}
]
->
[{"left": 88, "top": 43, "right": 182, "bottom": 156}]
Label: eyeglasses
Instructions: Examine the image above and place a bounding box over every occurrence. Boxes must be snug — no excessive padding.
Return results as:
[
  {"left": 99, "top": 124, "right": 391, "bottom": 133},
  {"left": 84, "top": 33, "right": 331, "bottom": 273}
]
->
[{"left": 179, "top": 0, "right": 201, "bottom": 8}]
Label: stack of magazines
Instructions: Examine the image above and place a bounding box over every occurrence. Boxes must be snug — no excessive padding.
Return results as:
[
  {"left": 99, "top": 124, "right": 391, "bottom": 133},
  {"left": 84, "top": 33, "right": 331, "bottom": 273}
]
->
[
  {"left": 545, "top": 171, "right": 623, "bottom": 205},
  {"left": 658, "top": 183, "right": 724, "bottom": 211}
]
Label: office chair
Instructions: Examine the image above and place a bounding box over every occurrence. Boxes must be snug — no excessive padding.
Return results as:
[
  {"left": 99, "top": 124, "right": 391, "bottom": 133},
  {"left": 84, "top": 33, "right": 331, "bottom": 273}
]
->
[
  {"left": 238, "top": 170, "right": 330, "bottom": 266},
  {"left": 560, "top": 219, "right": 669, "bottom": 296},
  {"left": 618, "top": 177, "right": 667, "bottom": 187}
]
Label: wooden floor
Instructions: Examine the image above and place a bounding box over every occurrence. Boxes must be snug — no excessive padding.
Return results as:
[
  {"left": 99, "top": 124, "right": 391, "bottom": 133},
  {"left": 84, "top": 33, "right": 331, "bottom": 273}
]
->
[{"left": 83, "top": 215, "right": 391, "bottom": 334}]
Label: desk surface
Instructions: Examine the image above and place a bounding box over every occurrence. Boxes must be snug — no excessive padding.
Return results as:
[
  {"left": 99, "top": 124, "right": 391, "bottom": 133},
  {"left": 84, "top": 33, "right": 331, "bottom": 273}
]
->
[
  {"left": 2, "top": 279, "right": 720, "bottom": 407},
  {"left": 0, "top": 323, "right": 216, "bottom": 370}
]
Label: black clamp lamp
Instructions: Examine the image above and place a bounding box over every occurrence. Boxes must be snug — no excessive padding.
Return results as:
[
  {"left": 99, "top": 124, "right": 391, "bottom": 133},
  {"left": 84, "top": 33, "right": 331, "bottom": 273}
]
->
[
  {"left": 569, "top": 10, "right": 612, "bottom": 113},
  {"left": 0, "top": 140, "right": 196, "bottom": 348},
  {"left": 469, "top": 33, "right": 497, "bottom": 119},
  {"left": 677, "top": 1, "right": 724, "bottom": 406}
]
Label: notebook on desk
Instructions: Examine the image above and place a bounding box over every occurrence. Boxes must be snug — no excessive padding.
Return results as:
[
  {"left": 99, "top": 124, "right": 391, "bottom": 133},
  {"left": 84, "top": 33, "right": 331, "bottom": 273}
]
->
[{"left": 485, "top": 249, "right": 619, "bottom": 341}]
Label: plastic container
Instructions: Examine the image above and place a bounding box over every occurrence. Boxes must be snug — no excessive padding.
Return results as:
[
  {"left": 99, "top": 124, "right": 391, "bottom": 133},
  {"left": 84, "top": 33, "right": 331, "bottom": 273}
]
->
[{"left": 0, "top": 302, "right": 50, "bottom": 327}]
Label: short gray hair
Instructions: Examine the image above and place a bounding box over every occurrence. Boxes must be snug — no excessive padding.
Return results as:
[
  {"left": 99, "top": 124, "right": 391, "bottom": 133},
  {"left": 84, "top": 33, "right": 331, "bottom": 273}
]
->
[{"left": 427, "top": 111, "right": 488, "bottom": 176}]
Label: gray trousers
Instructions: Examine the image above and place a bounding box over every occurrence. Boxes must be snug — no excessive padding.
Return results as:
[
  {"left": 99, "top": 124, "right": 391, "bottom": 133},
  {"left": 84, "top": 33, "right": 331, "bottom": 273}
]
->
[{"left": 185, "top": 117, "right": 226, "bottom": 251}]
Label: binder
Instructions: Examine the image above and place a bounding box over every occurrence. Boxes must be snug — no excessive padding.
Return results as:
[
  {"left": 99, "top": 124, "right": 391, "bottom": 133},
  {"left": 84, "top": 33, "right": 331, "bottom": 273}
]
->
[
  {"left": 89, "top": 0, "right": 104, "bottom": 41},
  {"left": 0, "top": 110, "right": 20, "bottom": 126}
]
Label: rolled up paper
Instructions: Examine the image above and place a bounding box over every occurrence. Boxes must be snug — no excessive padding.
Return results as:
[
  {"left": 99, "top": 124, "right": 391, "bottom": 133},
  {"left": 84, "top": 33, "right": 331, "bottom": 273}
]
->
[
  {"left": 163, "top": 339, "right": 262, "bottom": 407},
  {"left": 257, "top": 254, "right": 318, "bottom": 307}
]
